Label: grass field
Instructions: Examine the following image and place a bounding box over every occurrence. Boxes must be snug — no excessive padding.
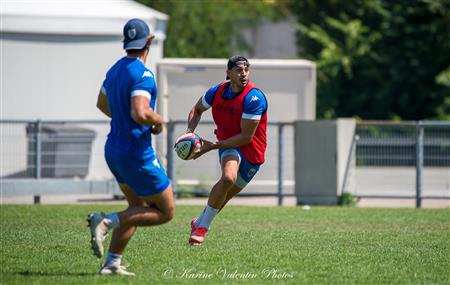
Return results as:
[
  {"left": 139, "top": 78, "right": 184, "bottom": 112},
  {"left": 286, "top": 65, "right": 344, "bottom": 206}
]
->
[{"left": 1, "top": 205, "right": 449, "bottom": 284}]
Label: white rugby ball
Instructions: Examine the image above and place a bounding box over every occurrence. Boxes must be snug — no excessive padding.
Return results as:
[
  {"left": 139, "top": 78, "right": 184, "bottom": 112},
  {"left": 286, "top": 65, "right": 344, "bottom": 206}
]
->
[{"left": 174, "top": 133, "right": 203, "bottom": 160}]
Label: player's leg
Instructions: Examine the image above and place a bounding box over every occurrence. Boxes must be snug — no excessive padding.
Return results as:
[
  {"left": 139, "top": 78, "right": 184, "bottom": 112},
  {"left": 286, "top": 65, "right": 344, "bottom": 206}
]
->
[
  {"left": 189, "top": 151, "right": 239, "bottom": 245},
  {"left": 219, "top": 184, "right": 243, "bottom": 211},
  {"left": 117, "top": 184, "right": 175, "bottom": 227},
  {"left": 98, "top": 183, "right": 145, "bottom": 276},
  {"left": 103, "top": 183, "right": 146, "bottom": 268},
  {"left": 98, "top": 184, "right": 174, "bottom": 275},
  {"left": 207, "top": 155, "right": 239, "bottom": 209},
  {"left": 107, "top": 184, "right": 174, "bottom": 255},
  {"left": 219, "top": 156, "right": 261, "bottom": 210}
]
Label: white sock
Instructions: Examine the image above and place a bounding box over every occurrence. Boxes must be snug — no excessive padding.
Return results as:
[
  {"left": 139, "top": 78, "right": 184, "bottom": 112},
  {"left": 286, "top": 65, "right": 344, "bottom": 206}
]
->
[
  {"left": 197, "top": 206, "right": 219, "bottom": 229},
  {"left": 194, "top": 208, "right": 206, "bottom": 227},
  {"left": 105, "top": 212, "right": 120, "bottom": 229},
  {"left": 105, "top": 252, "right": 122, "bottom": 267}
]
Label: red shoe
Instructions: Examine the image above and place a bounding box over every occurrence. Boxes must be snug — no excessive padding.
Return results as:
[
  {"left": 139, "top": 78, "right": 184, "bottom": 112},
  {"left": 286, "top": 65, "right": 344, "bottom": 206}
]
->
[
  {"left": 189, "top": 227, "right": 208, "bottom": 246},
  {"left": 190, "top": 217, "right": 198, "bottom": 235}
]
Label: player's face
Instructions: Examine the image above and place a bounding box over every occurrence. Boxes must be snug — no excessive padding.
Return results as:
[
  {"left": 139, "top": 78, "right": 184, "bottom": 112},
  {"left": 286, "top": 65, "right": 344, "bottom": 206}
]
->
[{"left": 228, "top": 64, "right": 250, "bottom": 89}]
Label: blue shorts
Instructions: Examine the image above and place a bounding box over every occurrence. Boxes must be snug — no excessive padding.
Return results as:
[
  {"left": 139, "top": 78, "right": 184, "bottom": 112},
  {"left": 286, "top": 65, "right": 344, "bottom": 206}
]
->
[
  {"left": 218, "top": 148, "right": 261, "bottom": 189},
  {"left": 105, "top": 142, "right": 171, "bottom": 197}
]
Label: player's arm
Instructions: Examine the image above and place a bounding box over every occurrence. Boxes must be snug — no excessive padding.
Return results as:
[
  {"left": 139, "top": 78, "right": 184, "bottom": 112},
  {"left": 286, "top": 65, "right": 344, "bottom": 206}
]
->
[
  {"left": 131, "top": 96, "right": 164, "bottom": 134},
  {"left": 215, "top": 119, "right": 259, "bottom": 148},
  {"left": 193, "top": 119, "right": 259, "bottom": 159},
  {"left": 186, "top": 97, "right": 209, "bottom": 133},
  {"left": 96, "top": 90, "right": 111, "bottom": 118}
]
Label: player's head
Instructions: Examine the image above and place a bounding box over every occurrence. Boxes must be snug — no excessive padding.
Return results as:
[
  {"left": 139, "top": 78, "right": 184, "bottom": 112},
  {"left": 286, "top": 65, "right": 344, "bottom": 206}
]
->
[
  {"left": 226, "top": 56, "right": 251, "bottom": 89},
  {"left": 123, "top": 18, "right": 154, "bottom": 54}
]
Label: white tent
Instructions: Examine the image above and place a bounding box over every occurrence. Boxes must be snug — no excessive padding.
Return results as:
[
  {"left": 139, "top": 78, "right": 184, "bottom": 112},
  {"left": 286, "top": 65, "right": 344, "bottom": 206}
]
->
[{"left": 1, "top": 0, "right": 168, "bottom": 120}]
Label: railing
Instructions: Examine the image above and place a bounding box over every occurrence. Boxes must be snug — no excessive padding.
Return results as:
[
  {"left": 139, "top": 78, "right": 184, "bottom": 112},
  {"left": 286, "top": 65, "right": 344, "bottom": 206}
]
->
[
  {"left": 1, "top": 119, "right": 449, "bottom": 207},
  {"left": 1, "top": 119, "right": 295, "bottom": 206},
  {"left": 354, "top": 121, "right": 450, "bottom": 207}
]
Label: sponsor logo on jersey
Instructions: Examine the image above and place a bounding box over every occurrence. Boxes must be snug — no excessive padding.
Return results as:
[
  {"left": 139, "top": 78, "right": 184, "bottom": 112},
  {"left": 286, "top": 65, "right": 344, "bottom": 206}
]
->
[
  {"left": 250, "top": 95, "right": 259, "bottom": 102},
  {"left": 215, "top": 104, "right": 241, "bottom": 115},
  {"left": 142, "top": 71, "right": 152, "bottom": 78}
]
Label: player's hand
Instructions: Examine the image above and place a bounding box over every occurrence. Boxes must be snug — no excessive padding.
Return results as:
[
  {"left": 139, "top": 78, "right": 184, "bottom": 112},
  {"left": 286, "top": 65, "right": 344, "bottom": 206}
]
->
[
  {"left": 151, "top": 123, "right": 163, "bottom": 135},
  {"left": 192, "top": 138, "right": 216, "bottom": 160}
]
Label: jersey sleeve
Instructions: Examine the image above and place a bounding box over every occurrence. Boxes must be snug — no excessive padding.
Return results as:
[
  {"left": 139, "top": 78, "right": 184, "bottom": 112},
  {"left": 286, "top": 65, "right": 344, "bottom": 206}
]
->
[
  {"left": 201, "top": 83, "right": 221, "bottom": 109},
  {"left": 131, "top": 70, "right": 155, "bottom": 101},
  {"left": 242, "top": 89, "right": 267, "bottom": 120}
]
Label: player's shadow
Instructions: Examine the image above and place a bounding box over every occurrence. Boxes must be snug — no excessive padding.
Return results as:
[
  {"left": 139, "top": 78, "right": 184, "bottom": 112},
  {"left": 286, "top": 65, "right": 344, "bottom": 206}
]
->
[{"left": 17, "top": 270, "right": 94, "bottom": 277}]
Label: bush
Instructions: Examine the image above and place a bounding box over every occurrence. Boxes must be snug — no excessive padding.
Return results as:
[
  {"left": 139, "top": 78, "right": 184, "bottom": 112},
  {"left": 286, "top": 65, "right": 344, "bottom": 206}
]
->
[{"left": 338, "top": 192, "right": 357, "bottom": 207}]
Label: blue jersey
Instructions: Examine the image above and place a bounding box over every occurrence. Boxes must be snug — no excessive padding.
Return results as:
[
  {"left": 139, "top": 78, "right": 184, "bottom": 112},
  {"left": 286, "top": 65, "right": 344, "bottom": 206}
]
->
[
  {"left": 101, "top": 56, "right": 157, "bottom": 151},
  {"left": 201, "top": 83, "right": 267, "bottom": 120}
]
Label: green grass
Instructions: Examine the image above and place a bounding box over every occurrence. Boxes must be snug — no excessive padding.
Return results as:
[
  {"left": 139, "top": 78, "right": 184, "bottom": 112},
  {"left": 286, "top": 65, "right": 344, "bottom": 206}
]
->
[{"left": 1, "top": 205, "right": 449, "bottom": 284}]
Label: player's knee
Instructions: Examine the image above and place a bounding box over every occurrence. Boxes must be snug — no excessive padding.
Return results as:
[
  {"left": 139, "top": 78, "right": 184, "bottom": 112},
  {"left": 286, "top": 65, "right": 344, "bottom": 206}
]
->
[
  {"left": 221, "top": 174, "right": 237, "bottom": 187},
  {"left": 161, "top": 206, "right": 175, "bottom": 223}
]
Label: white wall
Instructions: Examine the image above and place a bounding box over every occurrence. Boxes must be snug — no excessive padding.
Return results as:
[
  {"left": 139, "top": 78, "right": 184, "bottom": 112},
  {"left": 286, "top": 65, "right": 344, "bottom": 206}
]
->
[
  {"left": 156, "top": 59, "right": 316, "bottom": 123},
  {"left": 1, "top": 34, "right": 163, "bottom": 120},
  {"left": 1, "top": 33, "right": 163, "bottom": 179}
]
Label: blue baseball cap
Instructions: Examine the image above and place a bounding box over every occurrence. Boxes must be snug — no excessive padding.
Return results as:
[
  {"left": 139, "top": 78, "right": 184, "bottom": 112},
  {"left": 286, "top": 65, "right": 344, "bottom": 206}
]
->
[{"left": 123, "top": 18, "right": 151, "bottom": 50}]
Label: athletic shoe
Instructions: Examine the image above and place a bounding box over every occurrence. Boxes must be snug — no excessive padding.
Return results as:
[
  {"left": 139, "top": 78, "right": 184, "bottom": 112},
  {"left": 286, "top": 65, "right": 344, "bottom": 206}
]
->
[
  {"left": 98, "top": 263, "right": 135, "bottom": 276},
  {"left": 87, "top": 212, "right": 109, "bottom": 258},
  {"left": 190, "top": 217, "right": 198, "bottom": 235},
  {"left": 189, "top": 226, "right": 208, "bottom": 245}
]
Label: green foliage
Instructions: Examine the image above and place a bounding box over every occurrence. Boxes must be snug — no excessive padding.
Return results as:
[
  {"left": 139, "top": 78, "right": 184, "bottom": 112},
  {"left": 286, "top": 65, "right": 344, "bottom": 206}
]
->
[
  {"left": 338, "top": 192, "right": 357, "bottom": 206},
  {"left": 1, "top": 205, "right": 449, "bottom": 284},
  {"left": 137, "top": 0, "right": 288, "bottom": 58},
  {"left": 135, "top": 0, "right": 449, "bottom": 119},
  {"left": 290, "top": 0, "right": 450, "bottom": 120}
]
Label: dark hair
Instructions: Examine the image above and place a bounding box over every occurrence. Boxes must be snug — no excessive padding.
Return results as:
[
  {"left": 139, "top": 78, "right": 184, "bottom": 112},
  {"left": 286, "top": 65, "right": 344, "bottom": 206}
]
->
[
  {"left": 227, "top": 55, "right": 250, "bottom": 70},
  {"left": 126, "top": 47, "right": 147, "bottom": 54},
  {"left": 125, "top": 41, "right": 151, "bottom": 55},
  {"left": 226, "top": 55, "right": 250, "bottom": 79}
]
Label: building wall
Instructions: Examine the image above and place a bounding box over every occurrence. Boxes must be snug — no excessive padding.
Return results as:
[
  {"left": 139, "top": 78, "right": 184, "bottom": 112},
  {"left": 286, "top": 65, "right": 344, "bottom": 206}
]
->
[
  {"left": 1, "top": 33, "right": 163, "bottom": 120},
  {"left": 1, "top": 33, "right": 164, "bottom": 179}
]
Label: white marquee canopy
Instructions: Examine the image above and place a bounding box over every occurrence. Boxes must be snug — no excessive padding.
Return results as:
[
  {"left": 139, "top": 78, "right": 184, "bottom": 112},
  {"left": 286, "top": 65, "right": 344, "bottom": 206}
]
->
[{"left": 1, "top": 0, "right": 168, "bottom": 39}]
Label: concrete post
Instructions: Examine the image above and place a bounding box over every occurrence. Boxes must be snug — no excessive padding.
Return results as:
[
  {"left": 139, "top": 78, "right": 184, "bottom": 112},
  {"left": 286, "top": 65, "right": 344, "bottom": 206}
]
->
[{"left": 294, "top": 119, "right": 356, "bottom": 205}]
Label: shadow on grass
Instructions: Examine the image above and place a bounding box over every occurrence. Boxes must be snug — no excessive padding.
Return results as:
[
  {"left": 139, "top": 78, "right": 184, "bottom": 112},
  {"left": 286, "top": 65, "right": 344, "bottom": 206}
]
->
[{"left": 16, "top": 270, "right": 95, "bottom": 277}]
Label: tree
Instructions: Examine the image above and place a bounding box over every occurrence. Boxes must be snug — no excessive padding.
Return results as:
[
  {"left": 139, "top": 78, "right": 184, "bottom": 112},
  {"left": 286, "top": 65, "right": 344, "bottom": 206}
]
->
[
  {"left": 137, "top": 0, "right": 288, "bottom": 58},
  {"left": 290, "top": 0, "right": 450, "bottom": 120}
]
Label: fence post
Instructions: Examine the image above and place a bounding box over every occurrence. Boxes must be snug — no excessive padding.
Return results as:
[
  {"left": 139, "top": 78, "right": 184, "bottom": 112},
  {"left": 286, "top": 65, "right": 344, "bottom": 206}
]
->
[
  {"left": 341, "top": 134, "right": 359, "bottom": 195},
  {"left": 277, "top": 124, "right": 284, "bottom": 206},
  {"left": 34, "top": 120, "right": 42, "bottom": 179},
  {"left": 34, "top": 120, "right": 42, "bottom": 204},
  {"left": 166, "top": 121, "right": 176, "bottom": 193},
  {"left": 415, "top": 122, "right": 424, "bottom": 208}
]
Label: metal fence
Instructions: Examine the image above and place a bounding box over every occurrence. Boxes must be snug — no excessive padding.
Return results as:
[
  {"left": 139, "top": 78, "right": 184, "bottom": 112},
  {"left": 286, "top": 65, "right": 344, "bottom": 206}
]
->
[
  {"left": 1, "top": 119, "right": 449, "bottom": 207},
  {"left": 354, "top": 121, "right": 450, "bottom": 207},
  {"left": 356, "top": 121, "right": 450, "bottom": 167},
  {"left": 165, "top": 120, "right": 295, "bottom": 205},
  {"left": 0, "top": 119, "right": 295, "bottom": 205}
]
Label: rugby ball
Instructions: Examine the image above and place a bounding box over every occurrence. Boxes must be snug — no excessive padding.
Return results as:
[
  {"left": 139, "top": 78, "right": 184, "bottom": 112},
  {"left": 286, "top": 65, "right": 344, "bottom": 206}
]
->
[{"left": 174, "top": 133, "right": 203, "bottom": 160}]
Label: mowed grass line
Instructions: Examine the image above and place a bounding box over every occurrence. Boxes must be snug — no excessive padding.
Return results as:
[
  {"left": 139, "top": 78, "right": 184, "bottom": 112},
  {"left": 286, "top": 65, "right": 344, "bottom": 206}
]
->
[{"left": 0, "top": 205, "right": 449, "bottom": 285}]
